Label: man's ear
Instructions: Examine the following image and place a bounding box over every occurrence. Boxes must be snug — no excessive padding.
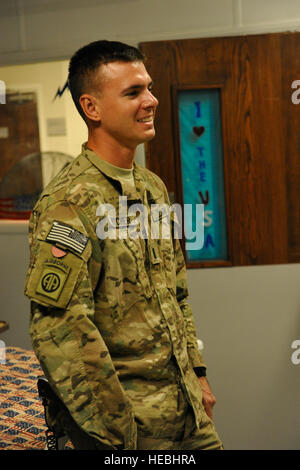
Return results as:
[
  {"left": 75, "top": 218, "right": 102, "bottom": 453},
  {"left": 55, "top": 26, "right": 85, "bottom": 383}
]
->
[{"left": 79, "top": 94, "right": 101, "bottom": 122}]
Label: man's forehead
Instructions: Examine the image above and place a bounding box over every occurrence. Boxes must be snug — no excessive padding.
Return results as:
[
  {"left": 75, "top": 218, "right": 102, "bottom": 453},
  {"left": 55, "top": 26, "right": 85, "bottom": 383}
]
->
[{"left": 96, "top": 60, "right": 151, "bottom": 87}]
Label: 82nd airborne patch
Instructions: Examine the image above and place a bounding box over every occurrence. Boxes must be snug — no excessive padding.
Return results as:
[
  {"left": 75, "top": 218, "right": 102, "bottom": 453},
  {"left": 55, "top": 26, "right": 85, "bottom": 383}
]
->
[{"left": 36, "top": 262, "right": 70, "bottom": 301}]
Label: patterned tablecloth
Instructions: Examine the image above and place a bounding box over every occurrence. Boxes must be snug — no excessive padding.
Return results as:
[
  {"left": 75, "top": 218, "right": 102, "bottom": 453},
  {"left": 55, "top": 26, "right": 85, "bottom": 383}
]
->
[{"left": 0, "top": 346, "right": 47, "bottom": 450}]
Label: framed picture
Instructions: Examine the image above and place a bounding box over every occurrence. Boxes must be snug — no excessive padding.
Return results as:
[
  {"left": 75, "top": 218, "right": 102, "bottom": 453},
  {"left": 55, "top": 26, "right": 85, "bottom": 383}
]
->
[{"left": 172, "top": 84, "right": 231, "bottom": 267}]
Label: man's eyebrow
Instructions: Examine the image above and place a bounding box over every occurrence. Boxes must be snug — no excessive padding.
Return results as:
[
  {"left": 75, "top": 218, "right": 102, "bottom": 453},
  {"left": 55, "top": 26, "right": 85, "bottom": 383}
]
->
[{"left": 122, "top": 80, "right": 153, "bottom": 94}]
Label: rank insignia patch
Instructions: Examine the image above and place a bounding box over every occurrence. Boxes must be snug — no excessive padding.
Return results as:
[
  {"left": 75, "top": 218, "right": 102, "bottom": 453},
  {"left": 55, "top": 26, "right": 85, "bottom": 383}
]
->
[{"left": 46, "top": 221, "right": 88, "bottom": 254}]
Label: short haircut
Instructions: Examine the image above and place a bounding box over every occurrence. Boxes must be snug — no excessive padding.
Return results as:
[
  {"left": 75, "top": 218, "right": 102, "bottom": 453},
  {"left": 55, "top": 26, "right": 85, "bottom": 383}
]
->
[{"left": 68, "top": 40, "right": 145, "bottom": 121}]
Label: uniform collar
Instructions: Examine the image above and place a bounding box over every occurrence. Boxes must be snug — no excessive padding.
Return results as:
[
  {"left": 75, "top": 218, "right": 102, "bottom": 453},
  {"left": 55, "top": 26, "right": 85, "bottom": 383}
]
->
[{"left": 81, "top": 143, "right": 163, "bottom": 202}]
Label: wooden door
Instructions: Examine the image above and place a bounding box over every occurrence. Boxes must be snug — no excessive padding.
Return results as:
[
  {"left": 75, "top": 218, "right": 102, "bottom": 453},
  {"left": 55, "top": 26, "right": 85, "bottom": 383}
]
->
[{"left": 140, "top": 33, "right": 300, "bottom": 267}]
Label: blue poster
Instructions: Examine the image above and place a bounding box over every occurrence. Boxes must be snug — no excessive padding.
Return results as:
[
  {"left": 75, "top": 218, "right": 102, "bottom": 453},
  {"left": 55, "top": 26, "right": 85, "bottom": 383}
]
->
[{"left": 178, "top": 89, "right": 227, "bottom": 262}]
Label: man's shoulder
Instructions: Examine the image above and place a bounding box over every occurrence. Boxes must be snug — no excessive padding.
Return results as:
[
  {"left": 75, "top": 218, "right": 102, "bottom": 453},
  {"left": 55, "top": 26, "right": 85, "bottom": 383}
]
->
[
  {"left": 35, "top": 153, "right": 104, "bottom": 211},
  {"left": 28, "top": 153, "right": 99, "bottom": 242}
]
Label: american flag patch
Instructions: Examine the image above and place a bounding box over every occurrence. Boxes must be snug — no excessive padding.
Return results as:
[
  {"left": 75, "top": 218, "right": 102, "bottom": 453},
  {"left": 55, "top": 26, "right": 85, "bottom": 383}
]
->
[{"left": 46, "top": 221, "right": 89, "bottom": 254}]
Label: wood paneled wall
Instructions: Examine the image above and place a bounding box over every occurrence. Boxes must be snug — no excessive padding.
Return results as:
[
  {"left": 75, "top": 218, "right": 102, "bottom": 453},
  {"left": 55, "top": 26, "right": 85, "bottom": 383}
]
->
[{"left": 140, "top": 33, "right": 300, "bottom": 267}]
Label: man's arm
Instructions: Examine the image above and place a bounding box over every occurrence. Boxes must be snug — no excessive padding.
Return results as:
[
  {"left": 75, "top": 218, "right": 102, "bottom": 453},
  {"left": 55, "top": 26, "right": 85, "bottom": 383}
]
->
[
  {"left": 198, "top": 377, "right": 216, "bottom": 420},
  {"left": 25, "top": 201, "right": 137, "bottom": 449},
  {"left": 173, "top": 236, "right": 206, "bottom": 368},
  {"left": 149, "top": 175, "right": 217, "bottom": 420},
  {"left": 173, "top": 237, "right": 217, "bottom": 420}
]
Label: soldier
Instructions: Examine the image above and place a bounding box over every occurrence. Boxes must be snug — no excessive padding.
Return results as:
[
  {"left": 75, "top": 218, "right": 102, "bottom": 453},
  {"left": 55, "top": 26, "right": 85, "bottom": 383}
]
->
[{"left": 24, "top": 40, "right": 223, "bottom": 450}]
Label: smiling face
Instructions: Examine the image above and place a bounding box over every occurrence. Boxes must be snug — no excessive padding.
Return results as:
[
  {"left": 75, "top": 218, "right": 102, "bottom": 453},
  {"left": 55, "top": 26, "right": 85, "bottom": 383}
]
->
[{"left": 86, "top": 61, "right": 158, "bottom": 150}]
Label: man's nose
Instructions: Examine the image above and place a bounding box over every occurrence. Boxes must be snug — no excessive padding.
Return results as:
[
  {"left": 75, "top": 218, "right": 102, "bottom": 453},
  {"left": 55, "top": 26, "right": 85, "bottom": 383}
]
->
[{"left": 143, "top": 90, "right": 159, "bottom": 109}]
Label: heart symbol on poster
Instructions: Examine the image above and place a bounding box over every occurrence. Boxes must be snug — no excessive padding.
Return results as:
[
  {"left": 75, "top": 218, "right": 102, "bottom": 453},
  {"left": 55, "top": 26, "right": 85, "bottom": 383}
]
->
[{"left": 193, "top": 126, "right": 205, "bottom": 137}]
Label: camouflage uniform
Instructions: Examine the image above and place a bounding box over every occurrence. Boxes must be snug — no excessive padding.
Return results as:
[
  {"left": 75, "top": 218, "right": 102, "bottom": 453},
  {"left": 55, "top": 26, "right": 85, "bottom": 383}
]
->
[{"left": 24, "top": 144, "right": 222, "bottom": 450}]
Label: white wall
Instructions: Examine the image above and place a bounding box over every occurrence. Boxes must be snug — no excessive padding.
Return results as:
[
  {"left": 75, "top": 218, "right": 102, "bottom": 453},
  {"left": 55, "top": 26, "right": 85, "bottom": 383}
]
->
[
  {"left": 0, "top": 0, "right": 300, "bottom": 450},
  {"left": 0, "top": 60, "right": 86, "bottom": 158},
  {"left": 1, "top": 0, "right": 300, "bottom": 66},
  {"left": 188, "top": 265, "right": 300, "bottom": 449},
  {"left": 0, "top": 222, "right": 31, "bottom": 350}
]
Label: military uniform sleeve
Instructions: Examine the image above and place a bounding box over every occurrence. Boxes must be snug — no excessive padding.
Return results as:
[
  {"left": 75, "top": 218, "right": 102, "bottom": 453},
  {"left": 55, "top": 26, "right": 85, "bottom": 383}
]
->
[
  {"left": 24, "top": 200, "right": 137, "bottom": 450},
  {"left": 155, "top": 177, "right": 207, "bottom": 370},
  {"left": 173, "top": 237, "right": 207, "bottom": 369}
]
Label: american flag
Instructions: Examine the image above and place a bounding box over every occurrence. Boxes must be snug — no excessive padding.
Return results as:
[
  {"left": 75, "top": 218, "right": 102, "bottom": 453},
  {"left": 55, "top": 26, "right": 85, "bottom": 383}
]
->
[
  {"left": 46, "top": 221, "right": 88, "bottom": 254},
  {"left": 0, "top": 197, "right": 33, "bottom": 219}
]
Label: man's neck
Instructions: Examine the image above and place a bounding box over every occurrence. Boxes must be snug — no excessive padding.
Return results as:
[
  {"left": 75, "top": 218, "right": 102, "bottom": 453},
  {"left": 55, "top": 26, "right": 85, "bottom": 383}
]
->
[{"left": 87, "top": 133, "right": 136, "bottom": 169}]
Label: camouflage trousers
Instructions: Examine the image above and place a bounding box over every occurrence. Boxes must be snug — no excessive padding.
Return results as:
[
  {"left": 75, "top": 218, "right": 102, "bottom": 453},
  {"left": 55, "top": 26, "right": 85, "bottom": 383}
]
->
[
  {"left": 137, "top": 406, "right": 223, "bottom": 451},
  {"left": 135, "top": 383, "right": 223, "bottom": 451},
  {"left": 50, "top": 381, "right": 223, "bottom": 450},
  {"left": 65, "top": 410, "right": 223, "bottom": 451},
  {"left": 137, "top": 413, "right": 223, "bottom": 450}
]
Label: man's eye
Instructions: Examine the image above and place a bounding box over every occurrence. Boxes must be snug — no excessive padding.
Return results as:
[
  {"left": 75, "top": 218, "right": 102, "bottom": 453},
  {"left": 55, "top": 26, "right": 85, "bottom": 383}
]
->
[{"left": 127, "top": 91, "right": 138, "bottom": 97}]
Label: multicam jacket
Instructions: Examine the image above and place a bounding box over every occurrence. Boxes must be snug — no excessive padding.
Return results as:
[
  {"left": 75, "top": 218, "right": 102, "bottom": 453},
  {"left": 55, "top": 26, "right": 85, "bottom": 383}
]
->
[{"left": 24, "top": 145, "right": 207, "bottom": 450}]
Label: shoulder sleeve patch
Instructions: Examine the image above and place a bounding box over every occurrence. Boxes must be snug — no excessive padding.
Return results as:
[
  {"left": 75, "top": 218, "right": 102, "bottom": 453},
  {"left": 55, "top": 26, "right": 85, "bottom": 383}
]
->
[
  {"left": 25, "top": 240, "right": 85, "bottom": 309},
  {"left": 46, "top": 221, "right": 89, "bottom": 255},
  {"left": 36, "top": 263, "right": 70, "bottom": 301}
]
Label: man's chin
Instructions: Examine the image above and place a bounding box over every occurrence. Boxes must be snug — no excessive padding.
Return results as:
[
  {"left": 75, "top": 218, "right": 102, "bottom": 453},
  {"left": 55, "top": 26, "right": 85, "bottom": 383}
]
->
[{"left": 141, "top": 129, "right": 156, "bottom": 143}]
